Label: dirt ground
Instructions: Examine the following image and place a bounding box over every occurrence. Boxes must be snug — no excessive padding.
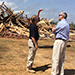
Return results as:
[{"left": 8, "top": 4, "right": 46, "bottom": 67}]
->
[{"left": 0, "top": 38, "right": 75, "bottom": 75}]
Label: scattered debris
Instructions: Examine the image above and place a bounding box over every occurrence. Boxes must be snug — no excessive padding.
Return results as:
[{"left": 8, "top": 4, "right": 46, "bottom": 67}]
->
[
  {"left": 0, "top": 2, "right": 75, "bottom": 41},
  {"left": 0, "top": 2, "right": 54, "bottom": 39}
]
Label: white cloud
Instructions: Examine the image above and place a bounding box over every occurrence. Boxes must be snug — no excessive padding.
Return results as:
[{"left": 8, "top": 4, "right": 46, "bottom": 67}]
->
[
  {"left": 0, "top": 1, "right": 18, "bottom": 10},
  {"left": 25, "top": 12, "right": 31, "bottom": 15},
  {"left": 57, "top": 1, "right": 71, "bottom": 5},
  {"left": 5, "top": 1, "right": 14, "bottom": 6},
  {"left": 0, "top": 1, "right": 4, "bottom": 5},
  {"left": 44, "top": 8, "right": 50, "bottom": 11},
  {"left": 12, "top": 6, "right": 18, "bottom": 10},
  {"left": 23, "top": 0, "right": 28, "bottom": 3},
  {"left": 41, "top": 12, "right": 45, "bottom": 15}
]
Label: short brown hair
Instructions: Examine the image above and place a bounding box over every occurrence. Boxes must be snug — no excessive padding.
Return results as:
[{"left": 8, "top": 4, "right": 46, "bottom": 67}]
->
[{"left": 31, "top": 15, "right": 38, "bottom": 23}]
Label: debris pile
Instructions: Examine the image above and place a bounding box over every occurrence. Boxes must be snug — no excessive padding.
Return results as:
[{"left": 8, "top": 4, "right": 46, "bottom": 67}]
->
[
  {"left": 0, "top": 2, "right": 31, "bottom": 39},
  {"left": 37, "top": 18, "right": 55, "bottom": 39},
  {"left": 0, "top": 2, "right": 75, "bottom": 41},
  {"left": 69, "top": 29, "right": 75, "bottom": 41},
  {"left": 0, "top": 2, "right": 54, "bottom": 39}
]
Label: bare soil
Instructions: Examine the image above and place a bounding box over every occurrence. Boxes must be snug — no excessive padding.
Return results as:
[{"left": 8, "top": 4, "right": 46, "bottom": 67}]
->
[{"left": 0, "top": 38, "right": 75, "bottom": 75}]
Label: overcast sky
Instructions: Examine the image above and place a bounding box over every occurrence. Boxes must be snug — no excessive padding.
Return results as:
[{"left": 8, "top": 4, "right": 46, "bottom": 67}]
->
[{"left": 0, "top": 0, "right": 75, "bottom": 24}]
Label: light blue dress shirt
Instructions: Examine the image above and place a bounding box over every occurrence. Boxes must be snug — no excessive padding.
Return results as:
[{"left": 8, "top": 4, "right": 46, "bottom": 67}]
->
[{"left": 54, "top": 19, "right": 69, "bottom": 40}]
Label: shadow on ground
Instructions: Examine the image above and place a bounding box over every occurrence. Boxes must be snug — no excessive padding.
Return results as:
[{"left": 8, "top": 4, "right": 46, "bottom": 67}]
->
[
  {"left": 57, "top": 69, "right": 75, "bottom": 75},
  {"left": 64, "top": 69, "right": 75, "bottom": 75},
  {"left": 33, "top": 64, "right": 51, "bottom": 72},
  {"left": 38, "top": 45, "right": 71, "bottom": 48},
  {"left": 38, "top": 45, "right": 53, "bottom": 48}
]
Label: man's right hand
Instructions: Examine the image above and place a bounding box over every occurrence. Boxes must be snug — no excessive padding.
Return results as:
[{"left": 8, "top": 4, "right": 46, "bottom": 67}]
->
[
  {"left": 35, "top": 44, "right": 38, "bottom": 51},
  {"left": 31, "top": 37, "right": 38, "bottom": 51}
]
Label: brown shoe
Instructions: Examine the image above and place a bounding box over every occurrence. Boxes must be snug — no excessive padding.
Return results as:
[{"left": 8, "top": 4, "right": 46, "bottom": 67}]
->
[{"left": 26, "top": 68, "right": 36, "bottom": 73}]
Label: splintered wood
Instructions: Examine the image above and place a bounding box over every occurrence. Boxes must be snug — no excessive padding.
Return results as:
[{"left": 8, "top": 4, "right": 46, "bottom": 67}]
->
[
  {"left": 0, "top": 2, "right": 55, "bottom": 39},
  {"left": 0, "top": 2, "right": 56, "bottom": 39}
]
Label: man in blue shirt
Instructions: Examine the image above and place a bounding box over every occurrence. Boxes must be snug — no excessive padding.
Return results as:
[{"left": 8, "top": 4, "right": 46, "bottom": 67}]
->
[{"left": 51, "top": 12, "right": 69, "bottom": 75}]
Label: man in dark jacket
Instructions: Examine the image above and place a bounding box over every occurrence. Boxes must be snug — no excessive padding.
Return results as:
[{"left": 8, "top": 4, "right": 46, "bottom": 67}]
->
[{"left": 26, "top": 9, "right": 43, "bottom": 73}]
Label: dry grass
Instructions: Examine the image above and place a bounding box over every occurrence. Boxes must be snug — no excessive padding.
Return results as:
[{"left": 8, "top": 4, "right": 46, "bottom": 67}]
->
[{"left": 0, "top": 37, "right": 75, "bottom": 75}]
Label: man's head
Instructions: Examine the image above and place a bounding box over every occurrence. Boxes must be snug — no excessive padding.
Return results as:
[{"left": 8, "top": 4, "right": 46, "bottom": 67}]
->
[
  {"left": 58, "top": 12, "right": 67, "bottom": 21},
  {"left": 31, "top": 15, "right": 38, "bottom": 25}
]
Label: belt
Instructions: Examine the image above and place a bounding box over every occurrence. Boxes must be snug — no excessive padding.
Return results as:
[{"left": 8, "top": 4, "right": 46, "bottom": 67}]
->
[{"left": 56, "top": 38, "right": 67, "bottom": 41}]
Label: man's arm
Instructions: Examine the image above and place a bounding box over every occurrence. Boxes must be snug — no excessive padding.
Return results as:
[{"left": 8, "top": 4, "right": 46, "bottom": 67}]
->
[
  {"left": 52, "top": 27, "right": 56, "bottom": 32},
  {"left": 37, "top": 9, "right": 43, "bottom": 17},
  {"left": 31, "top": 37, "right": 37, "bottom": 51},
  {"left": 52, "top": 25, "right": 56, "bottom": 32}
]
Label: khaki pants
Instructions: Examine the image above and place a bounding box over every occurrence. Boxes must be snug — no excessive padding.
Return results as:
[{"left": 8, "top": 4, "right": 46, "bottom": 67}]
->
[
  {"left": 51, "top": 39, "right": 67, "bottom": 75},
  {"left": 27, "top": 39, "right": 37, "bottom": 69}
]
